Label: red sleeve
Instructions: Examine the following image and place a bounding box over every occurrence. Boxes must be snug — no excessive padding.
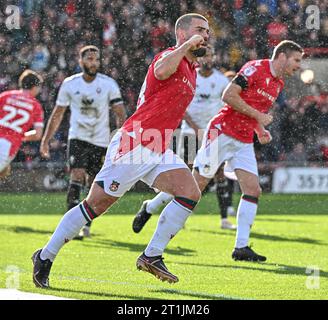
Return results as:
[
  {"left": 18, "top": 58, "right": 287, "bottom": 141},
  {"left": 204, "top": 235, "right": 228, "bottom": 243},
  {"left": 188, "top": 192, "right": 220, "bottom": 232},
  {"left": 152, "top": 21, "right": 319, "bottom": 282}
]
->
[
  {"left": 238, "top": 61, "right": 259, "bottom": 88},
  {"left": 33, "top": 101, "right": 44, "bottom": 127}
]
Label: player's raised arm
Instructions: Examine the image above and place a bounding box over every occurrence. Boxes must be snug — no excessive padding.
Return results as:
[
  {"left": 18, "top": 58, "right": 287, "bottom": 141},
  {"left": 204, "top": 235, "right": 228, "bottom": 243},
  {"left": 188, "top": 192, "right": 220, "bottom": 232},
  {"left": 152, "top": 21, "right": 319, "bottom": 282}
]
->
[
  {"left": 222, "top": 82, "right": 273, "bottom": 126},
  {"left": 154, "top": 14, "right": 209, "bottom": 80},
  {"left": 154, "top": 35, "right": 205, "bottom": 80},
  {"left": 39, "top": 105, "right": 66, "bottom": 158}
]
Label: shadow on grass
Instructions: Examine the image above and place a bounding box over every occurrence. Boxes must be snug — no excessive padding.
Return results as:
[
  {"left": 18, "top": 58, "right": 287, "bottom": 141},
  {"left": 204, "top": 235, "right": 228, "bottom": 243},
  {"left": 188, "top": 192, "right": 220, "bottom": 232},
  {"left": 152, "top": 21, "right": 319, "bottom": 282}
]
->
[
  {"left": 82, "top": 238, "right": 197, "bottom": 256},
  {"left": 0, "top": 224, "right": 53, "bottom": 235},
  {"left": 188, "top": 227, "right": 327, "bottom": 246},
  {"left": 150, "top": 288, "right": 236, "bottom": 300},
  {"left": 255, "top": 218, "right": 307, "bottom": 223},
  {"left": 48, "top": 286, "right": 164, "bottom": 300},
  {"left": 175, "top": 261, "right": 328, "bottom": 278}
]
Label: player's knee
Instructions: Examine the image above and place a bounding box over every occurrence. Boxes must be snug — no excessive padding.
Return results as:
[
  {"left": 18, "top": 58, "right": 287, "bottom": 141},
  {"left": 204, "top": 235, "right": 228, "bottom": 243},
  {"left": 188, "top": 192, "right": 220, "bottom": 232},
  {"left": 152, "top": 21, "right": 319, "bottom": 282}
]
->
[
  {"left": 172, "top": 184, "right": 201, "bottom": 202},
  {"left": 85, "top": 190, "right": 118, "bottom": 216},
  {"left": 185, "top": 186, "right": 201, "bottom": 202},
  {"left": 248, "top": 185, "right": 261, "bottom": 198},
  {"left": 255, "top": 185, "right": 262, "bottom": 198},
  {"left": 85, "top": 198, "right": 108, "bottom": 216}
]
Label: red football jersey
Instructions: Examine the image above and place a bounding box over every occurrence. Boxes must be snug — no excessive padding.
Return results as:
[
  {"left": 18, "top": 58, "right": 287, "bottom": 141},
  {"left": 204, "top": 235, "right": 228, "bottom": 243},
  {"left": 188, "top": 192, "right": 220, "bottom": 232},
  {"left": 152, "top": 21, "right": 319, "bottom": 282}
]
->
[
  {"left": 0, "top": 90, "right": 44, "bottom": 157},
  {"left": 120, "top": 47, "right": 197, "bottom": 154},
  {"left": 211, "top": 59, "right": 284, "bottom": 143}
]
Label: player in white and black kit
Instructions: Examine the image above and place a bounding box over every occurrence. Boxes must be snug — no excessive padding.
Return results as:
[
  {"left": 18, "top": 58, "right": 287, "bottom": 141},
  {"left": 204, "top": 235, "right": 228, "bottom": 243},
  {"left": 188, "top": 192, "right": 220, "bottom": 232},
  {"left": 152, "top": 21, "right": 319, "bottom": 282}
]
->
[
  {"left": 40, "top": 45, "right": 126, "bottom": 238},
  {"left": 132, "top": 46, "right": 236, "bottom": 232}
]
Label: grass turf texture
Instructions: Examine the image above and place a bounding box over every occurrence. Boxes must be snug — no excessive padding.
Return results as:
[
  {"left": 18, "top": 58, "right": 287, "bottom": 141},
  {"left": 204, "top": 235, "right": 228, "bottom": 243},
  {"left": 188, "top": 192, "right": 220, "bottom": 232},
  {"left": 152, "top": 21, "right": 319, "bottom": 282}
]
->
[{"left": 0, "top": 192, "right": 327, "bottom": 300}]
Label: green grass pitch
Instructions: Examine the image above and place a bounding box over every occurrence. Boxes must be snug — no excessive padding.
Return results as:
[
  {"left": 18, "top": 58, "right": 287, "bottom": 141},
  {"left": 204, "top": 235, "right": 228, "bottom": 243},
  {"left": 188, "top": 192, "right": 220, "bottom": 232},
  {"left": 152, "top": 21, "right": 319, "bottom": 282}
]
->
[{"left": 0, "top": 192, "right": 327, "bottom": 300}]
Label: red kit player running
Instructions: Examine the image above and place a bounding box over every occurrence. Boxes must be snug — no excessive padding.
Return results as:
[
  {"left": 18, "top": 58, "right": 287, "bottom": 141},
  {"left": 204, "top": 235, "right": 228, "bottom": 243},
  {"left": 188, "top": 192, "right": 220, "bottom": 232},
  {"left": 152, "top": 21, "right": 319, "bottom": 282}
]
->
[
  {"left": 0, "top": 70, "right": 44, "bottom": 178},
  {"left": 193, "top": 40, "right": 304, "bottom": 262},
  {"left": 32, "top": 13, "right": 209, "bottom": 287}
]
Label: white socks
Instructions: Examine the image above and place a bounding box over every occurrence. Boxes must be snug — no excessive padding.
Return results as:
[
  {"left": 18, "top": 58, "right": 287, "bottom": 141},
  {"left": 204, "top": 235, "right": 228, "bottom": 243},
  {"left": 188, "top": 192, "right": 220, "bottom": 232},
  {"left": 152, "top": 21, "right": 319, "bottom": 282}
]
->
[
  {"left": 235, "top": 195, "right": 258, "bottom": 248},
  {"left": 40, "top": 204, "right": 90, "bottom": 262},
  {"left": 146, "top": 192, "right": 174, "bottom": 214},
  {"left": 144, "top": 198, "right": 195, "bottom": 257}
]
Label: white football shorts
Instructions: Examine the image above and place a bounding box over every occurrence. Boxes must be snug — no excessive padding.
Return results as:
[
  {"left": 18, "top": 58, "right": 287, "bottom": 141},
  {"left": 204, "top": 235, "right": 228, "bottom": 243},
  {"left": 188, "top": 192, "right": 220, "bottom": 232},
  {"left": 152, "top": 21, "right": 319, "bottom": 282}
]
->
[
  {"left": 95, "top": 131, "right": 188, "bottom": 197},
  {"left": 193, "top": 132, "right": 258, "bottom": 180},
  {"left": 0, "top": 138, "right": 12, "bottom": 172}
]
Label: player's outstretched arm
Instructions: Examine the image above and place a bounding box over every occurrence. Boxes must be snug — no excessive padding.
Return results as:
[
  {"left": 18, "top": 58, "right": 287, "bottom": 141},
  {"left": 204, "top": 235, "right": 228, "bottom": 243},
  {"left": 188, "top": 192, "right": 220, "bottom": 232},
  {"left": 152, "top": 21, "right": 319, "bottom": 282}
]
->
[
  {"left": 154, "top": 35, "right": 204, "bottom": 80},
  {"left": 222, "top": 83, "right": 273, "bottom": 126},
  {"left": 39, "top": 105, "right": 66, "bottom": 158}
]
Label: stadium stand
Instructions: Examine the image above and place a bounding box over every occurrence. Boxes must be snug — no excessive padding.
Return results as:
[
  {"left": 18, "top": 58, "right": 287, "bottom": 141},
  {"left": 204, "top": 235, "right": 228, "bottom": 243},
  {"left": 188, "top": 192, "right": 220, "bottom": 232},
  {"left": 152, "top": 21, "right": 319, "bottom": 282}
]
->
[{"left": 0, "top": 0, "right": 327, "bottom": 191}]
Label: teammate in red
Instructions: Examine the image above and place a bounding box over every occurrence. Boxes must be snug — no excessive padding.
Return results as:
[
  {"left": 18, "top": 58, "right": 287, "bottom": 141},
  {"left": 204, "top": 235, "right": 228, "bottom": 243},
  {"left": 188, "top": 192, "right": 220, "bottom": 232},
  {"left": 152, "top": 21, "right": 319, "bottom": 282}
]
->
[
  {"left": 0, "top": 70, "right": 44, "bottom": 178},
  {"left": 193, "top": 40, "right": 304, "bottom": 261},
  {"left": 32, "top": 13, "right": 209, "bottom": 287}
]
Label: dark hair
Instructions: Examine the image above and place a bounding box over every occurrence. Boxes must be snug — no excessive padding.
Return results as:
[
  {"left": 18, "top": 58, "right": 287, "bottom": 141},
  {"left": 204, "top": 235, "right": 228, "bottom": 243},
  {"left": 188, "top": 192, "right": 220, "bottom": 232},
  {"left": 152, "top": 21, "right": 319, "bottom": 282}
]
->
[
  {"left": 272, "top": 40, "right": 304, "bottom": 60},
  {"left": 19, "top": 70, "right": 43, "bottom": 89},
  {"left": 175, "top": 13, "right": 208, "bottom": 34},
  {"left": 79, "top": 45, "right": 99, "bottom": 58}
]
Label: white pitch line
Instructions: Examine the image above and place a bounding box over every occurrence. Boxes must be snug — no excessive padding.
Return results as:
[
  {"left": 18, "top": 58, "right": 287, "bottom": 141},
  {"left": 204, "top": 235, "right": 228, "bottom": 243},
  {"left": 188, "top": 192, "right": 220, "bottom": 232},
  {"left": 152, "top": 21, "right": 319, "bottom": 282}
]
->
[
  {"left": 9, "top": 270, "right": 254, "bottom": 300},
  {"left": 0, "top": 289, "right": 74, "bottom": 300},
  {"left": 53, "top": 274, "right": 254, "bottom": 300}
]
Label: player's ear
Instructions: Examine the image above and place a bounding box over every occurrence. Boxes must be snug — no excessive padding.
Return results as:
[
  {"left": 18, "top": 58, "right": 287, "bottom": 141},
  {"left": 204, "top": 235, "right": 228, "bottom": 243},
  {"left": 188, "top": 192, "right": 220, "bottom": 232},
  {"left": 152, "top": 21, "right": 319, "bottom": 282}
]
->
[
  {"left": 279, "top": 52, "right": 287, "bottom": 61},
  {"left": 176, "top": 28, "right": 185, "bottom": 42}
]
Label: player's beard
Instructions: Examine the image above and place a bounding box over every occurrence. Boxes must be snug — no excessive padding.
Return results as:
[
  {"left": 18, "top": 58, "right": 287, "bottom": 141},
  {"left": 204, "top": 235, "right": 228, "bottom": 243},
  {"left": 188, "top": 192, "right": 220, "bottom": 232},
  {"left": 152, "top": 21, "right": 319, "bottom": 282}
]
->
[
  {"left": 192, "top": 47, "right": 207, "bottom": 57},
  {"left": 83, "top": 65, "right": 98, "bottom": 77},
  {"left": 201, "top": 63, "right": 212, "bottom": 71}
]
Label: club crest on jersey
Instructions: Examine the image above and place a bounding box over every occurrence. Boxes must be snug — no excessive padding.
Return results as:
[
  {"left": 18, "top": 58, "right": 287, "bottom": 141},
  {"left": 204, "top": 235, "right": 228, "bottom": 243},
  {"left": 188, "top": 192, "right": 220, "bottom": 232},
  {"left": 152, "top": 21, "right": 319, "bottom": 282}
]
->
[
  {"left": 96, "top": 87, "right": 101, "bottom": 94},
  {"left": 109, "top": 180, "right": 120, "bottom": 192},
  {"left": 242, "top": 66, "right": 256, "bottom": 77}
]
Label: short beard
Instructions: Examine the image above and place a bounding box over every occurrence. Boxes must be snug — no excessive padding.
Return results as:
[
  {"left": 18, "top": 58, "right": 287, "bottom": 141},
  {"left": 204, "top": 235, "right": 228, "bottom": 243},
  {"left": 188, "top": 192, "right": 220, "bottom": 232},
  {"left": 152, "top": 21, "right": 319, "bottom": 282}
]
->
[
  {"left": 192, "top": 47, "right": 207, "bottom": 57},
  {"left": 83, "top": 66, "right": 97, "bottom": 77},
  {"left": 201, "top": 63, "right": 212, "bottom": 71}
]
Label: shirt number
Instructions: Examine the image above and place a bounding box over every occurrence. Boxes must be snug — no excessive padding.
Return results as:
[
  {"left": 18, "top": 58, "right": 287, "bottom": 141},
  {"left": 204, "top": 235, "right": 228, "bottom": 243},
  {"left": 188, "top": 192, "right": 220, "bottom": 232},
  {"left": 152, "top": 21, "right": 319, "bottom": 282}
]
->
[{"left": 0, "top": 105, "right": 30, "bottom": 133}]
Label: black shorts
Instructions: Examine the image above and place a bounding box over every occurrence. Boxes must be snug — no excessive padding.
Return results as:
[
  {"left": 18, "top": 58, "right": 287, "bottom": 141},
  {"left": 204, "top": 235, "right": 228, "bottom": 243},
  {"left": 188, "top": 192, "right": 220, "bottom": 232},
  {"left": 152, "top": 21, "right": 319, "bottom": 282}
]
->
[{"left": 67, "top": 139, "right": 107, "bottom": 176}]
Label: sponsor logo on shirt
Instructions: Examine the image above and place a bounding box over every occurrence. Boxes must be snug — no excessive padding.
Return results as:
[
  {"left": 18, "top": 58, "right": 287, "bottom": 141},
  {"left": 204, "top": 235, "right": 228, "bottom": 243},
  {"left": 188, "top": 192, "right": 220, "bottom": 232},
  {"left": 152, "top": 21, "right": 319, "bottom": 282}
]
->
[
  {"left": 182, "top": 76, "right": 195, "bottom": 95},
  {"left": 257, "top": 88, "right": 275, "bottom": 102}
]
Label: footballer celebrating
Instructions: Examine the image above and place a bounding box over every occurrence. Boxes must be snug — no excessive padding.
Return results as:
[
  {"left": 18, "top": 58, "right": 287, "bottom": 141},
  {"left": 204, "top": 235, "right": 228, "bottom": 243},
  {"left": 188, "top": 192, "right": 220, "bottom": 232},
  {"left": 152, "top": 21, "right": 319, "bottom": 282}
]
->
[
  {"left": 132, "top": 45, "right": 237, "bottom": 232},
  {"left": 32, "top": 13, "right": 209, "bottom": 287},
  {"left": 193, "top": 40, "right": 304, "bottom": 262}
]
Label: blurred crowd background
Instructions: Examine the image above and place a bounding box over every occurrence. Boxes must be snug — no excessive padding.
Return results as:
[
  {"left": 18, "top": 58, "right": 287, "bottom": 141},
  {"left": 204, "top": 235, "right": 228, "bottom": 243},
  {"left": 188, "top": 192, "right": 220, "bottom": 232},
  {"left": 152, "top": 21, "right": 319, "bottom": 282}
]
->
[{"left": 1, "top": 0, "right": 328, "bottom": 173}]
